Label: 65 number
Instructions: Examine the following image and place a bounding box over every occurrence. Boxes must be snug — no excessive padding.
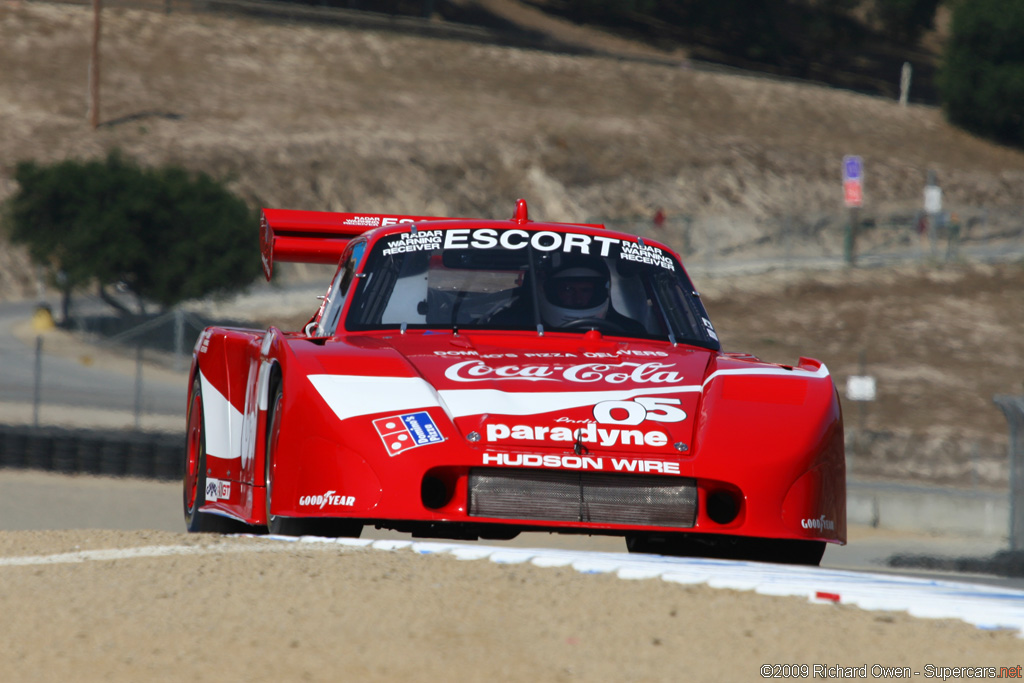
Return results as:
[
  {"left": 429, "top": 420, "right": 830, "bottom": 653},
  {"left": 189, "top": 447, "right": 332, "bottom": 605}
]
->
[{"left": 592, "top": 397, "right": 687, "bottom": 425}]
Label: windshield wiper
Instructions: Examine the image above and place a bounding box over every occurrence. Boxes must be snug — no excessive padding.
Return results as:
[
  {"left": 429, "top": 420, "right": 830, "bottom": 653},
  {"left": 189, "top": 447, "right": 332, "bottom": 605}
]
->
[{"left": 649, "top": 279, "right": 679, "bottom": 346}]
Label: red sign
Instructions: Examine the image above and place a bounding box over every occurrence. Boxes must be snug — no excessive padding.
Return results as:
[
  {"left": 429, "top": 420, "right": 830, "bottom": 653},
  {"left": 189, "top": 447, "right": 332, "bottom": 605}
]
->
[{"left": 843, "top": 179, "right": 863, "bottom": 208}]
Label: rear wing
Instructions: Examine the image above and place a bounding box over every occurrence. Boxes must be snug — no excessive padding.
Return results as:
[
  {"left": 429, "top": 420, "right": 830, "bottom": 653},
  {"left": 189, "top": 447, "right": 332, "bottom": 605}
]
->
[
  {"left": 259, "top": 208, "right": 457, "bottom": 280},
  {"left": 259, "top": 200, "right": 606, "bottom": 280}
]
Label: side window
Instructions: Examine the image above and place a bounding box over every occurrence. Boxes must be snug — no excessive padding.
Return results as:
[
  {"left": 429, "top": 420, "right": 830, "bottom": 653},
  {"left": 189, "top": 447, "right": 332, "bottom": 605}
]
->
[{"left": 319, "top": 241, "right": 366, "bottom": 336}]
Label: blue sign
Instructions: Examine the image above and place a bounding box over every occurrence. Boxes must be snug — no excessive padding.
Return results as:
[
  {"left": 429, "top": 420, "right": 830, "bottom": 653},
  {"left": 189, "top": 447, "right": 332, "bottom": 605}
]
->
[
  {"left": 400, "top": 412, "right": 444, "bottom": 446},
  {"left": 843, "top": 155, "right": 863, "bottom": 182},
  {"left": 374, "top": 411, "right": 445, "bottom": 456}
]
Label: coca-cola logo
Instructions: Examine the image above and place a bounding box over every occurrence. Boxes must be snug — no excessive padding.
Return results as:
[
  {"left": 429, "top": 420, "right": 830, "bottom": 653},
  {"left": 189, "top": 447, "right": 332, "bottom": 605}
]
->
[{"left": 444, "top": 360, "right": 685, "bottom": 384}]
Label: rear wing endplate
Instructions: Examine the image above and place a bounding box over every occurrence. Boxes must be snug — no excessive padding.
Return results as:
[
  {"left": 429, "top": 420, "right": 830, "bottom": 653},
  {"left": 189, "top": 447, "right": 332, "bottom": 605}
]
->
[{"left": 259, "top": 208, "right": 456, "bottom": 280}]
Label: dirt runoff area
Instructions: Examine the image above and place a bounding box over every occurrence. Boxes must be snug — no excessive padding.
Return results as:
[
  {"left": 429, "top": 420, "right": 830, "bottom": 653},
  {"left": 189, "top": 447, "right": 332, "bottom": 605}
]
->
[{"left": 0, "top": 528, "right": 1017, "bottom": 683}]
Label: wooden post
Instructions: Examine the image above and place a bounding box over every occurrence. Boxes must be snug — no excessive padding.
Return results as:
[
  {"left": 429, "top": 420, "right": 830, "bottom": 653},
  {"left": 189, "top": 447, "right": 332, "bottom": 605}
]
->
[
  {"left": 899, "top": 62, "right": 912, "bottom": 107},
  {"left": 994, "top": 395, "right": 1024, "bottom": 551},
  {"left": 134, "top": 343, "right": 143, "bottom": 431},
  {"left": 844, "top": 207, "right": 859, "bottom": 266},
  {"left": 33, "top": 336, "right": 43, "bottom": 428},
  {"left": 89, "top": 0, "right": 102, "bottom": 129}
]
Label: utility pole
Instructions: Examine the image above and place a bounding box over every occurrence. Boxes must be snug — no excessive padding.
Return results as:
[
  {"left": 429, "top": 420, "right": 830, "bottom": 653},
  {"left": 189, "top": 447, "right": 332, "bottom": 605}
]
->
[{"left": 89, "top": 0, "right": 102, "bottom": 129}]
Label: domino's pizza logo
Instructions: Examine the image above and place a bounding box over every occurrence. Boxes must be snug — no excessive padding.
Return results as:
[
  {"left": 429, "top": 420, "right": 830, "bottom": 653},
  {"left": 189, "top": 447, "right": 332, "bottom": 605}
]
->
[{"left": 373, "top": 412, "right": 444, "bottom": 457}]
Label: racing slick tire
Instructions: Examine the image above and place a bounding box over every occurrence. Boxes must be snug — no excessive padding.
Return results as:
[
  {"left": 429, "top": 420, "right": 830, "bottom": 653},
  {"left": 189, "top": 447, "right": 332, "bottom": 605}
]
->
[
  {"left": 626, "top": 532, "right": 825, "bottom": 566},
  {"left": 184, "top": 376, "right": 241, "bottom": 534},
  {"left": 265, "top": 380, "right": 362, "bottom": 539},
  {"left": 747, "top": 538, "right": 826, "bottom": 566}
]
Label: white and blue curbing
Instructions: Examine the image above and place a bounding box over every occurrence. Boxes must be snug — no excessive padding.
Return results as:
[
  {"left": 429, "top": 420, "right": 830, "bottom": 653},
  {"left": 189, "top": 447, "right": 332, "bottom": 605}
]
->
[{"left": 271, "top": 535, "right": 1024, "bottom": 637}]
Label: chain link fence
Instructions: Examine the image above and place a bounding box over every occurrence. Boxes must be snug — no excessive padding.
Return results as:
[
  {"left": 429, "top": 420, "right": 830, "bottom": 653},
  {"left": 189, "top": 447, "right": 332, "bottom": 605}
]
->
[
  {"left": 70, "top": 308, "right": 216, "bottom": 372},
  {"left": 595, "top": 206, "right": 1024, "bottom": 276},
  {"left": 10, "top": 303, "right": 221, "bottom": 431}
]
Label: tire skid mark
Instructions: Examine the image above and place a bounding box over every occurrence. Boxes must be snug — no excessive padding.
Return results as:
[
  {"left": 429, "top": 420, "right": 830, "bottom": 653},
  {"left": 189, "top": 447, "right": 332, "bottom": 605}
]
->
[{"left": 0, "top": 539, "right": 345, "bottom": 566}]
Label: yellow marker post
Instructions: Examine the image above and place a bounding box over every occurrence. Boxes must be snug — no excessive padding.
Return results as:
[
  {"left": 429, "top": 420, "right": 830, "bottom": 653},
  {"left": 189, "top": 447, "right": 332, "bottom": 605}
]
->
[{"left": 31, "top": 306, "right": 55, "bottom": 333}]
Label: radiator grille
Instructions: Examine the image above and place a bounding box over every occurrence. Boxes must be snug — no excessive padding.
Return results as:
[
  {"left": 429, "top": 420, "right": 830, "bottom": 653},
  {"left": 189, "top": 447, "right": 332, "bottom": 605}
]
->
[{"left": 468, "top": 468, "right": 697, "bottom": 528}]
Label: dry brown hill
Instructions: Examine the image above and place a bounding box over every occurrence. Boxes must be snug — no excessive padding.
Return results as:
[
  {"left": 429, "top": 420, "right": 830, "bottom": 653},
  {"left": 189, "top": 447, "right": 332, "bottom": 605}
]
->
[{"left": 2, "top": 1, "right": 1023, "bottom": 486}]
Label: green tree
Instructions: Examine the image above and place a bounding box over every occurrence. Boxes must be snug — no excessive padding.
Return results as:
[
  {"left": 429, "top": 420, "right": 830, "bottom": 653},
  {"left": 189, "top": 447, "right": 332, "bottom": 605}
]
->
[
  {"left": 2, "top": 152, "right": 261, "bottom": 317},
  {"left": 871, "top": 0, "right": 941, "bottom": 42},
  {"left": 939, "top": 0, "right": 1024, "bottom": 147}
]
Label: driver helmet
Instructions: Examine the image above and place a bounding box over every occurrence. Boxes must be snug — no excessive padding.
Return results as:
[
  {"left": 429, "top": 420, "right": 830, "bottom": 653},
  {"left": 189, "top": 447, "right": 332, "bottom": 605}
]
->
[{"left": 539, "top": 254, "right": 610, "bottom": 327}]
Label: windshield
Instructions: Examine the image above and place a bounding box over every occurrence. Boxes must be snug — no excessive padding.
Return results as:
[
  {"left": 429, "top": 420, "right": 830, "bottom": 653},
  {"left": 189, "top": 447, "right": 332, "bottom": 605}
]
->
[{"left": 343, "top": 227, "right": 720, "bottom": 349}]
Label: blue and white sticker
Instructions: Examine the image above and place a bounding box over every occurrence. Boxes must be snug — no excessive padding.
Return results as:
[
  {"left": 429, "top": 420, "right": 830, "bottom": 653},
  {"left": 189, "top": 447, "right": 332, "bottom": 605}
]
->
[
  {"left": 205, "top": 478, "right": 231, "bottom": 502},
  {"left": 374, "top": 411, "right": 444, "bottom": 456}
]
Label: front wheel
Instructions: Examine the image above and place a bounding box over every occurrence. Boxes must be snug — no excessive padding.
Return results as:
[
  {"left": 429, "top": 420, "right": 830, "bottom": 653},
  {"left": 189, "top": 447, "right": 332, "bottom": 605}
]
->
[
  {"left": 264, "top": 380, "right": 361, "bottom": 538},
  {"left": 183, "top": 375, "right": 238, "bottom": 534},
  {"left": 752, "top": 539, "right": 826, "bottom": 566}
]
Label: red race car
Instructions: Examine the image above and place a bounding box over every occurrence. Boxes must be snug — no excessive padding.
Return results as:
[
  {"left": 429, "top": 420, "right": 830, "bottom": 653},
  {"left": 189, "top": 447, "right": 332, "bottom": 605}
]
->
[{"left": 184, "top": 199, "right": 845, "bottom": 565}]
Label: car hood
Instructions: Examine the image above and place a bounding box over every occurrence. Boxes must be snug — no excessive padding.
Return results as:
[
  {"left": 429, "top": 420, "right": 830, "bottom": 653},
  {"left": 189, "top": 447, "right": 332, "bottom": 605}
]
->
[{"left": 308, "top": 332, "right": 713, "bottom": 456}]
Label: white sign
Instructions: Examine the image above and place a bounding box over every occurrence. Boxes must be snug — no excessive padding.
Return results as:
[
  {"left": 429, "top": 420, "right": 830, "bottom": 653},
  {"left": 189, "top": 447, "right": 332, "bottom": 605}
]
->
[
  {"left": 924, "top": 185, "right": 942, "bottom": 214},
  {"left": 846, "top": 376, "right": 877, "bottom": 402}
]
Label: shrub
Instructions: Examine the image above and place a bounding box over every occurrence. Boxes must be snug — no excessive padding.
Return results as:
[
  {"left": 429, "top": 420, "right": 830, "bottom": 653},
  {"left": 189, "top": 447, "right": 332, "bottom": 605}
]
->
[
  {"left": 939, "top": 0, "right": 1024, "bottom": 146},
  {"left": 2, "top": 152, "right": 261, "bottom": 313}
]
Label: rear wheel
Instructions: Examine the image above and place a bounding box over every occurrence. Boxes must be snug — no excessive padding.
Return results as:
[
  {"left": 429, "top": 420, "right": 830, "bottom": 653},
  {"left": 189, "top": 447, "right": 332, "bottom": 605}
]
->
[
  {"left": 626, "top": 532, "right": 825, "bottom": 566},
  {"left": 264, "top": 380, "right": 361, "bottom": 538},
  {"left": 183, "top": 375, "right": 238, "bottom": 533},
  {"left": 750, "top": 539, "right": 826, "bottom": 566}
]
